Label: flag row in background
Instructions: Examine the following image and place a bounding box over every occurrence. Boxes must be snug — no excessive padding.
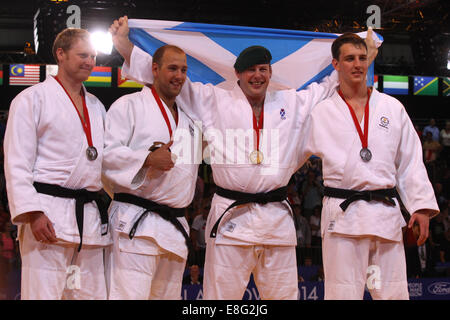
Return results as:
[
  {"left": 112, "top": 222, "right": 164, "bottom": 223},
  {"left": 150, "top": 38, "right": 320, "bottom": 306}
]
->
[
  {"left": 1, "top": 64, "right": 448, "bottom": 96},
  {"left": 2, "top": 64, "right": 143, "bottom": 88},
  {"left": 9, "top": 64, "right": 40, "bottom": 86},
  {"left": 46, "top": 65, "right": 143, "bottom": 88},
  {"left": 376, "top": 75, "right": 447, "bottom": 96}
]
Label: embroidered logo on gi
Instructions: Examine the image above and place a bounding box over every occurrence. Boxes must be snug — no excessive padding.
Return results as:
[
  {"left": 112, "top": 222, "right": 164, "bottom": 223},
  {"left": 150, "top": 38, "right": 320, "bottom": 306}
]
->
[
  {"left": 280, "top": 108, "right": 286, "bottom": 120},
  {"left": 224, "top": 221, "right": 236, "bottom": 233},
  {"left": 189, "top": 124, "right": 195, "bottom": 137},
  {"left": 117, "top": 220, "right": 127, "bottom": 232},
  {"left": 328, "top": 220, "right": 335, "bottom": 231},
  {"left": 379, "top": 116, "right": 389, "bottom": 129}
]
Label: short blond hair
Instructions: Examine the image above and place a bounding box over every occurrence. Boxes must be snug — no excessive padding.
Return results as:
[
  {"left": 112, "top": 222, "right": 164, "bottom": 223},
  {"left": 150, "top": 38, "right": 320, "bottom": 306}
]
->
[{"left": 52, "top": 28, "right": 91, "bottom": 64}]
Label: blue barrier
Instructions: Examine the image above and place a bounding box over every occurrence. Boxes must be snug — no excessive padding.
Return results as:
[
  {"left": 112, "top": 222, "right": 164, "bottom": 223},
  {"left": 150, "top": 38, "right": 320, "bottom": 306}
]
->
[
  {"left": 181, "top": 277, "right": 450, "bottom": 300},
  {"left": 3, "top": 268, "right": 449, "bottom": 300}
]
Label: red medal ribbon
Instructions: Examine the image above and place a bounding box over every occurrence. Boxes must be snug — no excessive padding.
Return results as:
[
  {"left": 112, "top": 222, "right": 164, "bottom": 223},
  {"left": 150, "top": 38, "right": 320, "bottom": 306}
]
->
[
  {"left": 338, "top": 88, "right": 371, "bottom": 150},
  {"left": 150, "top": 85, "right": 178, "bottom": 138},
  {"left": 54, "top": 76, "right": 94, "bottom": 148},
  {"left": 252, "top": 106, "right": 264, "bottom": 151}
]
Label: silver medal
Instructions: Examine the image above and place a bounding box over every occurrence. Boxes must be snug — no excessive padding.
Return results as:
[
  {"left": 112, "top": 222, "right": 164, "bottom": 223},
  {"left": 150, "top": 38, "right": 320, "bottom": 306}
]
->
[
  {"left": 86, "top": 146, "right": 98, "bottom": 161},
  {"left": 360, "top": 148, "right": 372, "bottom": 162}
]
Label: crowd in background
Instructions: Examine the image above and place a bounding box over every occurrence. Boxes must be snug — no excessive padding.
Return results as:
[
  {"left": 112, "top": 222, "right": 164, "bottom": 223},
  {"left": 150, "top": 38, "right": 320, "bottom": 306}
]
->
[{"left": 0, "top": 115, "right": 449, "bottom": 296}]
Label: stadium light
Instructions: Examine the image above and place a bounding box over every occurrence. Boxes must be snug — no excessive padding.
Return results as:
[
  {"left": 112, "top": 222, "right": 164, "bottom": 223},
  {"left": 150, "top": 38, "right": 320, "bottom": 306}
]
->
[
  {"left": 448, "top": 50, "right": 450, "bottom": 70},
  {"left": 90, "top": 30, "right": 112, "bottom": 55}
]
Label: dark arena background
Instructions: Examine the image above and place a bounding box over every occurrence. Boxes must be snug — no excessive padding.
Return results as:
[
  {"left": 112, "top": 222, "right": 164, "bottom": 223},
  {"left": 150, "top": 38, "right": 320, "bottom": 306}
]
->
[{"left": 0, "top": 0, "right": 449, "bottom": 305}]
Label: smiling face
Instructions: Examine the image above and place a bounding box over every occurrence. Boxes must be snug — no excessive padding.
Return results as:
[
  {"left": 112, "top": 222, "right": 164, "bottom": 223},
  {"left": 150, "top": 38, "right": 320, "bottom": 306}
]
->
[
  {"left": 236, "top": 63, "right": 272, "bottom": 103},
  {"left": 56, "top": 38, "right": 96, "bottom": 83},
  {"left": 152, "top": 48, "right": 187, "bottom": 101},
  {"left": 332, "top": 42, "right": 368, "bottom": 87}
]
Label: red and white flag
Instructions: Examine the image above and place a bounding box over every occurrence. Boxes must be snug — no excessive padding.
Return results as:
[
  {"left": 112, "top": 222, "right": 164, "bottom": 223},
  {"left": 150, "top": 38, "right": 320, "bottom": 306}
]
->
[{"left": 9, "top": 64, "right": 40, "bottom": 86}]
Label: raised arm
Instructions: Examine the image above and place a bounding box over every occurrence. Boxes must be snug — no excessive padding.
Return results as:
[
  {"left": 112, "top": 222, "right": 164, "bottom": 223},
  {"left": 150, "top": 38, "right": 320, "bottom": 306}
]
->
[
  {"left": 294, "top": 27, "right": 379, "bottom": 120},
  {"left": 365, "top": 27, "right": 378, "bottom": 66},
  {"left": 109, "top": 16, "right": 133, "bottom": 66},
  {"left": 110, "top": 16, "right": 217, "bottom": 124}
]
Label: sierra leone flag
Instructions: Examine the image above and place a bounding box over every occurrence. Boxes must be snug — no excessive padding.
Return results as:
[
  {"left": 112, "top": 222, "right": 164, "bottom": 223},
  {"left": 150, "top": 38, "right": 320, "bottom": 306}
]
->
[
  {"left": 383, "top": 75, "right": 408, "bottom": 95},
  {"left": 414, "top": 76, "right": 438, "bottom": 96},
  {"left": 127, "top": 19, "right": 383, "bottom": 91}
]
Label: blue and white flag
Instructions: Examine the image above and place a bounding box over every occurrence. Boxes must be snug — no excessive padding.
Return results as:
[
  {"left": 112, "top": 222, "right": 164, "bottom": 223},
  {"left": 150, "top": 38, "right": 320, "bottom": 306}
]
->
[{"left": 128, "top": 19, "right": 383, "bottom": 91}]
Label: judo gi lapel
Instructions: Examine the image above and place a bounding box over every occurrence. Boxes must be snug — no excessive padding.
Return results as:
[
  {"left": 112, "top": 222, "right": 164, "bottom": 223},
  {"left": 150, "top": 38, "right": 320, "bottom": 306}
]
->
[
  {"left": 142, "top": 85, "right": 178, "bottom": 140},
  {"left": 332, "top": 90, "right": 366, "bottom": 187}
]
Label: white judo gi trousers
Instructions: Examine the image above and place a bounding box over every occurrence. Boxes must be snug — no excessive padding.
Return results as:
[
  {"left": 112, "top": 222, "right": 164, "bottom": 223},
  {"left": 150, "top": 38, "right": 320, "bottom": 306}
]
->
[
  {"left": 105, "top": 213, "right": 185, "bottom": 300},
  {"left": 19, "top": 224, "right": 107, "bottom": 300},
  {"left": 203, "top": 239, "right": 299, "bottom": 300},
  {"left": 322, "top": 232, "right": 409, "bottom": 300}
]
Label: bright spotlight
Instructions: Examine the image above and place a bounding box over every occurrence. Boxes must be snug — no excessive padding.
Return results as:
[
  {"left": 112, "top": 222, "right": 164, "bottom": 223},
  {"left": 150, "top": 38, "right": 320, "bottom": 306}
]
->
[
  {"left": 448, "top": 51, "right": 450, "bottom": 70},
  {"left": 90, "top": 30, "right": 113, "bottom": 55}
]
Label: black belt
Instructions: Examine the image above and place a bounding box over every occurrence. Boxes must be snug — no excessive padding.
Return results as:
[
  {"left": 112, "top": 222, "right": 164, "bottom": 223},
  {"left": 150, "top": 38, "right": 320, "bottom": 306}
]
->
[
  {"left": 210, "top": 186, "right": 291, "bottom": 238},
  {"left": 323, "top": 186, "right": 397, "bottom": 211},
  {"left": 33, "top": 182, "right": 109, "bottom": 252},
  {"left": 113, "top": 193, "right": 193, "bottom": 253}
]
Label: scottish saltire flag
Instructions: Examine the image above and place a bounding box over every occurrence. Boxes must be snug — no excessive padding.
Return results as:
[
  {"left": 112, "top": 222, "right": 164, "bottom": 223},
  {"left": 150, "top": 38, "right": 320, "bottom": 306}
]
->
[
  {"left": 117, "top": 67, "right": 144, "bottom": 88},
  {"left": 128, "top": 19, "right": 383, "bottom": 91},
  {"left": 383, "top": 75, "right": 408, "bottom": 95},
  {"left": 9, "top": 64, "right": 40, "bottom": 86},
  {"left": 84, "top": 66, "right": 112, "bottom": 87},
  {"left": 413, "top": 76, "right": 438, "bottom": 96},
  {"left": 442, "top": 77, "right": 450, "bottom": 97}
]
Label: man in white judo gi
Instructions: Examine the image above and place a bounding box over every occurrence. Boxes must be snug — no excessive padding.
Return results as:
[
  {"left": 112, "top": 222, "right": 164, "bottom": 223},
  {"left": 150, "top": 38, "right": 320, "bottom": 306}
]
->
[
  {"left": 301, "top": 33, "right": 439, "bottom": 299},
  {"left": 103, "top": 44, "right": 199, "bottom": 299},
  {"left": 109, "top": 17, "right": 378, "bottom": 300},
  {"left": 4, "top": 28, "right": 110, "bottom": 299}
]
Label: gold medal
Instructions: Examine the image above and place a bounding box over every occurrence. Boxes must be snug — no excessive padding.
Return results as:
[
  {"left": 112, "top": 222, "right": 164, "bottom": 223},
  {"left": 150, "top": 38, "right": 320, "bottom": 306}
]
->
[{"left": 249, "top": 150, "right": 264, "bottom": 165}]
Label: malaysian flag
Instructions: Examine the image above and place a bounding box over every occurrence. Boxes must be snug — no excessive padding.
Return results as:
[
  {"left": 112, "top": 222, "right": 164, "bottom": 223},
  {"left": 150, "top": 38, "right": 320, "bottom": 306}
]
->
[{"left": 9, "top": 64, "right": 40, "bottom": 86}]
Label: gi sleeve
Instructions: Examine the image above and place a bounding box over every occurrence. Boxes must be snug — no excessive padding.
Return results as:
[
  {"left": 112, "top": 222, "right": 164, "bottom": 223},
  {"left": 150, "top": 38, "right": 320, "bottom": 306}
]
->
[
  {"left": 295, "top": 71, "right": 339, "bottom": 118},
  {"left": 296, "top": 104, "right": 323, "bottom": 170},
  {"left": 4, "top": 90, "right": 44, "bottom": 224},
  {"left": 122, "top": 46, "right": 216, "bottom": 125},
  {"left": 102, "top": 96, "right": 150, "bottom": 190},
  {"left": 395, "top": 103, "right": 439, "bottom": 218}
]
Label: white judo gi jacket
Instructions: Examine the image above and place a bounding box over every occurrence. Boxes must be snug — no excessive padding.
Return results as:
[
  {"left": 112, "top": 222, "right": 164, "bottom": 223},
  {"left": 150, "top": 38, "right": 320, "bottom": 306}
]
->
[
  {"left": 301, "top": 88, "right": 439, "bottom": 241},
  {"left": 122, "top": 46, "right": 338, "bottom": 247},
  {"left": 103, "top": 86, "right": 199, "bottom": 259},
  {"left": 4, "top": 76, "right": 110, "bottom": 247}
]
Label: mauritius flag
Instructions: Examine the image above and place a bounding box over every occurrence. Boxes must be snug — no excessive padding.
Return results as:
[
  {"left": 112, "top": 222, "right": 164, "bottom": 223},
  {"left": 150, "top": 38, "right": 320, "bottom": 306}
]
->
[
  {"left": 126, "top": 19, "right": 383, "bottom": 91},
  {"left": 383, "top": 75, "right": 408, "bottom": 95},
  {"left": 83, "top": 66, "right": 111, "bottom": 87},
  {"left": 413, "top": 76, "right": 438, "bottom": 96}
]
